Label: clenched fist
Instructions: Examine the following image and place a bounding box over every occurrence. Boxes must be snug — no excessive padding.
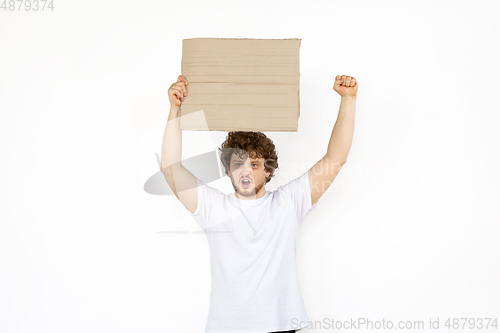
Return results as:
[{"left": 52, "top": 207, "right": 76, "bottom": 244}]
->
[
  {"left": 168, "top": 75, "right": 189, "bottom": 108},
  {"left": 333, "top": 75, "right": 358, "bottom": 97}
]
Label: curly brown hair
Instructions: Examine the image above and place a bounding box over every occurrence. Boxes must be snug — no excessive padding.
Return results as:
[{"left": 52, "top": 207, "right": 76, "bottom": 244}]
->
[{"left": 218, "top": 131, "right": 278, "bottom": 184}]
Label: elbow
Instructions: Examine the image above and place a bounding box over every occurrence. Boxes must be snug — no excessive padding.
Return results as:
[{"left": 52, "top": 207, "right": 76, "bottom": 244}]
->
[
  {"left": 323, "top": 155, "right": 347, "bottom": 167},
  {"left": 160, "top": 162, "right": 171, "bottom": 175}
]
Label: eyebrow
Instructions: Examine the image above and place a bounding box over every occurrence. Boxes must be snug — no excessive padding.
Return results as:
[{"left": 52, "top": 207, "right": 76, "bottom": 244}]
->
[{"left": 232, "top": 159, "right": 260, "bottom": 163}]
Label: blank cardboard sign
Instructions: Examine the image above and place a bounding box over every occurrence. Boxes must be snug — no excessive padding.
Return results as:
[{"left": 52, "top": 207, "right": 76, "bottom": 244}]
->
[{"left": 179, "top": 38, "right": 301, "bottom": 132}]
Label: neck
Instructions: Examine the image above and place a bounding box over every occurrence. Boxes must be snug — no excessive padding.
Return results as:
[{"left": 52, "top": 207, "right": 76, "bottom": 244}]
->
[{"left": 234, "top": 187, "right": 266, "bottom": 200}]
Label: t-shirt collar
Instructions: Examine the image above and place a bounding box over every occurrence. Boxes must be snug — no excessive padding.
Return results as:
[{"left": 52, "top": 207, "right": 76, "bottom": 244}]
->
[{"left": 229, "top": 190, "right": 270, "bottom": 206}]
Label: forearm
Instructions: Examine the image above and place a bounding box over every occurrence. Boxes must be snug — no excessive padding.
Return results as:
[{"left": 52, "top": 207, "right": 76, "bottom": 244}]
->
[
  {"left": 324, "top": 96, "right": 356, "bottom": 163},
  {"left": 160, "top": 106, "right": 182, "bottom": 174}
]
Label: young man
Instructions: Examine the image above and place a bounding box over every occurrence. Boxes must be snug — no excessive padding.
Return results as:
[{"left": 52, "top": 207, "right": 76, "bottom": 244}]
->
[{"left": 161, "top": 74, "right": 357, "bottom": 333}]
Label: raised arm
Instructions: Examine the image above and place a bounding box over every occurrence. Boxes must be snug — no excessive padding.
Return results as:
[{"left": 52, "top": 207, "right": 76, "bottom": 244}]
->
[
  {"left": 308, "top": 75, "right": 358, "bottom": 205},
  {"left": 161, "top": 75, "right": 198, "bottom": 213}
]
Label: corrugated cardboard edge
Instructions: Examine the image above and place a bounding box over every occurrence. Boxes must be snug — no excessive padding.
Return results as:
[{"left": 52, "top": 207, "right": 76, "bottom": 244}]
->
[{"left": 298, "top": 39, "right": 301, "bottom": 119}]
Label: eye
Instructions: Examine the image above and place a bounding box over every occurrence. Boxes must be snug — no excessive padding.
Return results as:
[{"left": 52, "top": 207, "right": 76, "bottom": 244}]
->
[{"left": 252, "top": 164, "right": 257, "bottom": 167}]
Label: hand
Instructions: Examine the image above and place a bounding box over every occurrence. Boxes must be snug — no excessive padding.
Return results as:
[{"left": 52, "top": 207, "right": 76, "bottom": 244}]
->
[
  {"left": 168, "top": 75, "right": 189, "bottom": 108},
  {"left": 333, "top": 75, "right": 358, "bottom": 97}
]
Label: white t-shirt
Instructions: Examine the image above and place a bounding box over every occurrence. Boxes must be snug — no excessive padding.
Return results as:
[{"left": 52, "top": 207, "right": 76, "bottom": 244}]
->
[{"left": 189, "top": 171, "right": 318, "bottom": 333}]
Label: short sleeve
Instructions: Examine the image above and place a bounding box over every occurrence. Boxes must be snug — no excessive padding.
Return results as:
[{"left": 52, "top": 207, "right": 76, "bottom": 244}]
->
[
  {"left": 188, "top": 178, "right": 224, "bottom": 234},
  {"left": 277, "top": 171, "right": 318, "bottom": 226}
]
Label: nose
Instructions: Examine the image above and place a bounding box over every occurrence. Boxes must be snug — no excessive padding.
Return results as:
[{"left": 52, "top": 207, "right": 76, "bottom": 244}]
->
[{"left": 241, "top": 163, "right": 252, "bottom": 176}]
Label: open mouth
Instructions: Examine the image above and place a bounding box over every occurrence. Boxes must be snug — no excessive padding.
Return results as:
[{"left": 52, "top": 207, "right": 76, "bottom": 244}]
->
[{"left": 241, "top": 179, "right": 252, "bottom": 189}]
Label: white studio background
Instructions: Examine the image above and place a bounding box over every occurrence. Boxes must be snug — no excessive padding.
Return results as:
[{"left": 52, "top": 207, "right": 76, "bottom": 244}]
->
[{"left": 1, "top": 0, "right": 499, "bottom": 332}]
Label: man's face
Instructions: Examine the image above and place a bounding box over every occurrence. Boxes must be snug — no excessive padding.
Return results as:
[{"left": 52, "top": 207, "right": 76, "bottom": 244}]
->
[{"left": 227, "top": 152, "right": 270, "bottom": 199}]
